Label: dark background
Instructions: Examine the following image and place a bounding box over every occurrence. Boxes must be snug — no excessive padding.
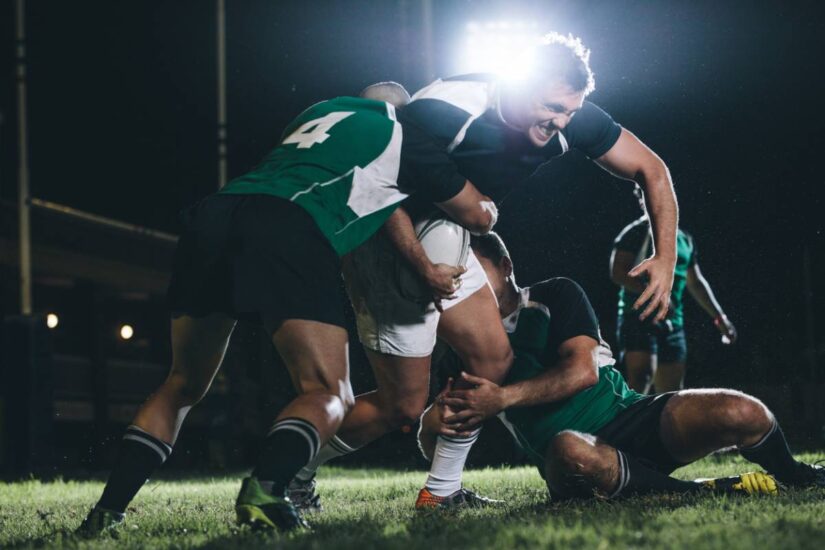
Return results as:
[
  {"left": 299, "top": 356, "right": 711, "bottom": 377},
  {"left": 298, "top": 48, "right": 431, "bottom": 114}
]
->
[{"left": 1, "top": 0, "right": 824, "bottom": 470}]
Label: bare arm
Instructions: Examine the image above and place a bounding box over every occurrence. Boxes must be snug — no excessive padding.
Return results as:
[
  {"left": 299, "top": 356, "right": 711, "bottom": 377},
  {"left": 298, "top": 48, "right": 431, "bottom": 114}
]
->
[
  {"left": 440, "top": 335, "right": 600, "bottom": 433},
  {"left": 434, "top": 180, "right": 497, "bottom": 235},
  {"left": 596, "top": 129, "right": 678, "bottom": 322},
  {"left": 610, "top": 248, "right": 647, "bottom": 294},
  {"left": 687, "top": 263, "right": 737, "bottom": 343},
  {"left": 382, "top": 206, "right": 465, "bottom": 310}
]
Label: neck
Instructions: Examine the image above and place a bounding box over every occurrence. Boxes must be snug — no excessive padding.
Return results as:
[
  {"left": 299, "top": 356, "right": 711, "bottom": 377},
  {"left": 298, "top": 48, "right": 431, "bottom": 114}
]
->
[{"left": 499, "top": 280, "right": 521, "bottom": 318}]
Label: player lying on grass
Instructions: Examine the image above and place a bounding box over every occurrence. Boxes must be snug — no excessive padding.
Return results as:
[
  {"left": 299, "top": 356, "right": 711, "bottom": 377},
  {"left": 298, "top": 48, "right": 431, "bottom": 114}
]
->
[
  {"left": 78, "top": 84, "right": 497, "bottom": 535},
  {"left": 289, "top": 32, "right": 680, "bottom": 511},
  {"left": 418, "top": 233, "right": 824, "bottom": 501}
]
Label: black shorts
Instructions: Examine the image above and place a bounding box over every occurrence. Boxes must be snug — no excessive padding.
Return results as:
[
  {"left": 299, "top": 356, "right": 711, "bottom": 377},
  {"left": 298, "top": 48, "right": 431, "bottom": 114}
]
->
[
  {"left": 167, "top": 194, "right": 347, "bottom": 329},
  {"left": 595, "top": 392, "right": 686, "bottom": 474},
  {"left": 617, "top": 314, "right": 687, "bottom": 363}
]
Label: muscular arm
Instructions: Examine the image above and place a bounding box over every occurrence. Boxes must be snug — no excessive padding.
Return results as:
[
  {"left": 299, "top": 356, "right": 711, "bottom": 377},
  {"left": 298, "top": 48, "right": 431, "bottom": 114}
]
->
[
  {"left": 440, "top": 335, "right": 600, "bottom": 431},
  {"left": 596, "top": 129, "right": 678, "bottom": 322},
  {"left": 498, "top": 336, "right": 599, "bottom": 409},
  {"left": 383, "top": 181, "right": 497, "bottom": 305},
  {"left": 610, "top": 249, "right": 647, "bottom": 294}
]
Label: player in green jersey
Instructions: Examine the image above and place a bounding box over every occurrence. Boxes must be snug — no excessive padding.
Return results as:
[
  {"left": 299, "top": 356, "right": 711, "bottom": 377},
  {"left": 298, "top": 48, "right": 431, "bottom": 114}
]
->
[
  {"left": 611, "top": 185, "right": 738, "bottom": 392},
  {"left": 418, "top": 233, "right": 823, "bottom": 502},
  {"left": 78, "top": 86, "right": 497, "bottom": 535}
]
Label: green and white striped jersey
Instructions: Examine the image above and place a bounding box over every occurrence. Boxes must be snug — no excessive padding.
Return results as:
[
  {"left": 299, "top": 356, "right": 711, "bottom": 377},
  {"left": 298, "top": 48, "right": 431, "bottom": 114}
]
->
[{"left": 220, "top": 97, "right": 464, "bottom": 256}]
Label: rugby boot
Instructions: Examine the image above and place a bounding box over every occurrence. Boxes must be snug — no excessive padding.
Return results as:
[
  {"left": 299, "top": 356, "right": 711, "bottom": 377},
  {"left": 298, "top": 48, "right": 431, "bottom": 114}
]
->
[
  {"left": 76, "top": 506, "right": 124, "bottom": 537},
  {"left": 415, "top": 487, "right": 503, "bottom": 510},
  {"left": 698, "top": 472, "right": 778, "bottom": 495},
  {"left": 774, "top": 461, "right": 825, "bottom": 488},
  {"left": 235, "top": 476, "right": 309, "bottom": 532},
  {"left": 287, "top": 476, "right": 323, "bottom": 512}
]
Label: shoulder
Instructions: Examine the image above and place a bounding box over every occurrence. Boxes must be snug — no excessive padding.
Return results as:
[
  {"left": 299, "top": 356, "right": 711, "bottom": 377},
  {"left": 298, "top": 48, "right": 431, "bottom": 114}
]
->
[
  {"left": 561, "top": 101, "right": 622, "bottom": 159},
  {"left": 408, "top": 75, "right": 496, "bottom": 117},
  {"left": 528, "top": 277, "right": 590, "bottom": 310}
]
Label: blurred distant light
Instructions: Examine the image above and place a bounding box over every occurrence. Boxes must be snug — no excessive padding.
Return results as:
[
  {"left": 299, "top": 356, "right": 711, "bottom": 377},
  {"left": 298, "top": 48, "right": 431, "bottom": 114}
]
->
[
  {"left": 46, "top": 313, "right": 59, "bottom": 329},
  {"left": 119, "top": 324, "right": 134, "bottom": 340},
  {"left": 458, "top": 20, "right": 543, "bottom": 81}
]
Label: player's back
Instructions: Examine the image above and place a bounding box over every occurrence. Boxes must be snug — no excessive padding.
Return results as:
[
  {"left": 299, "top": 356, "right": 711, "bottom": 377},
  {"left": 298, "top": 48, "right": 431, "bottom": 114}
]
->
[{"left": 221, "top": 97, "right": 405, "bottom": 256}]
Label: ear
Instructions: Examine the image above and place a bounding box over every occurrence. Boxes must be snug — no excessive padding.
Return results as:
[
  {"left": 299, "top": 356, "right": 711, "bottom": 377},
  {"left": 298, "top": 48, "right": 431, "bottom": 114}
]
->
[{"left": 501, "top": 256, "right": 514, "bottom": 278}]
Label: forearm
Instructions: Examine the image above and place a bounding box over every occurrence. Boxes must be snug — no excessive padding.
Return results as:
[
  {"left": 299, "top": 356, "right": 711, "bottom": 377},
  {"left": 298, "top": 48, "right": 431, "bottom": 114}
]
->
[
  {"left": 382, "top": 207, "right": 431, "bottom": 275},
  {"left": 499, "top": 359, "right": 598, "bottom": 409},
  {"left": 688, "top": 277, "right": 725, "bottom": 318},
  {"left": 638, "top": 169, "right": 678, "bottom": 261}
]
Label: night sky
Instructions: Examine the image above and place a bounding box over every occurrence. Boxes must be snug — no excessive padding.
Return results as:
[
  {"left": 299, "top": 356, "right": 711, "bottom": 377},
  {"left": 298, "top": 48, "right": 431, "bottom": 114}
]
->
[{"left": 1, "top": 0, "right": 823, "bottom": 389}]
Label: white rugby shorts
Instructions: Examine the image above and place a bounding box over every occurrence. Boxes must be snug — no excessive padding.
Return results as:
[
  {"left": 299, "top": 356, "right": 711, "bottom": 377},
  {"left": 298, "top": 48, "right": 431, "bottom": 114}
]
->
[{"left": 343, "top": 231, "right": 488, "bottom": 357}]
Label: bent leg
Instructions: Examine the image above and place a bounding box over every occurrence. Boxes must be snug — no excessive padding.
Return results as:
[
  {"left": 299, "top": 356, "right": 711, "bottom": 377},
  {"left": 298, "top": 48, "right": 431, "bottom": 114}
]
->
[
  {"left": 545, "top": 431, "right": 700, "bottom": 499},
  {"left": 659, "top": 389, "right": 805, "bottom": 482},
  {"left": 437, "top": 284, "right": 513, "bottom": 384},
  {"left": 336, "top": 350, "right": 431, "bottom": 447},
  {"left": 134, "top": 314, "right": 236, "bottom": 442},
  {"left": 294, "top": 350, "right": 431, "bottom": 481},
  {"left": 658, "top": 389, "right": 775, "bottom": 463},
  {"left": 96, "top": 314, "right": 235, "bottom": 514},
  {"left": 251, "top": 319, "right": 354, "bottom": 496},
  {"left": 422, "top": 284, "right": 512, "bottom": 497}
]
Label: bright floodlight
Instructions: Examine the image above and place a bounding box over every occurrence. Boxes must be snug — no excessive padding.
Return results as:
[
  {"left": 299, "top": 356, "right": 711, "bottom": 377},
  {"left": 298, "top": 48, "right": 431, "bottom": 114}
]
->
[
  {"left": 120, "top": 324, "right": 134, "bottom": 340},
  {"left": 46, "top": 313, "right": 59, "bottom": 329},
  {"left": 459, "top": 20, "right": 542, "bottom": 81}
]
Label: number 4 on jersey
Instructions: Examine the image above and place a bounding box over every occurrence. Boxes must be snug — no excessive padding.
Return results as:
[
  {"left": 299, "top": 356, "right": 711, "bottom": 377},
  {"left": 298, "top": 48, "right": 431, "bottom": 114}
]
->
[{"left": 282, "top": 111, "right": 355, "bottom": 149}]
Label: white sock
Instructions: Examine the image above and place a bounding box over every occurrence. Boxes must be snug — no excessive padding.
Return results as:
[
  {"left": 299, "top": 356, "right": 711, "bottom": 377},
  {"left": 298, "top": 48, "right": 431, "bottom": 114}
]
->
[
  {"left": 424, "top": 429, "right": 481, "bottom": 496},
  {"left": 294, "top": 435, "right": 358, "bottom": 481}
]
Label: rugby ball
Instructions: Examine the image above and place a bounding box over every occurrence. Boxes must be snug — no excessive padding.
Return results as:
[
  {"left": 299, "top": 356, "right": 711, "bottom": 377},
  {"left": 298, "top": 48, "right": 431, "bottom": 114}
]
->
[{"left": 396, "top": 217, "right": 471, "bottom": 303}]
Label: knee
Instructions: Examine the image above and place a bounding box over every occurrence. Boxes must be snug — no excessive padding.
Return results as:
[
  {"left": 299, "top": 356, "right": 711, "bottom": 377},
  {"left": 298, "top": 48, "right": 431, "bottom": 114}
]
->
[
  {"left": 549, "top": 431, "right": 603, "bottom": 476},
  {"left": 165, "top": 372, "right": 210, "bottom": 407},
  {"left": 297, "top": 373, "right": 355, "bottom": 414},
  {"left": 720, "top": 393, "right": 773, "bottom": 437},
  {"left": 386, "top": 398, "right": 427, "bottom": 429},
  {"left": 462, "top": 345, "right": 513, "bottom": 385}
]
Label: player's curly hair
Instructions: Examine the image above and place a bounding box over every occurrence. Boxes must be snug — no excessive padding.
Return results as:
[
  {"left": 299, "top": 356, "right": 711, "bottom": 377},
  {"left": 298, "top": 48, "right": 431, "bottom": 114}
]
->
[{"left": 532, "top": 32, "right": 596, "bottom": 95}]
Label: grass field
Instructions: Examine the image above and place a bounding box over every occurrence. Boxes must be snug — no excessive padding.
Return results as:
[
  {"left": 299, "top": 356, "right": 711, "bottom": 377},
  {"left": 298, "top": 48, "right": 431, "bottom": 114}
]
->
[{"left": 2, "top": 452, "right": 825, "bottom": 549}]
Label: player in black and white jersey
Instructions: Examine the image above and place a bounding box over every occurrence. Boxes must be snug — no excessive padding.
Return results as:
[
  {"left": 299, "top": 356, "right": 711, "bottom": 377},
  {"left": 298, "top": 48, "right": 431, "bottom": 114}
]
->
[{"left": 290, "top": 33, "right": 681, "bottom": 510}]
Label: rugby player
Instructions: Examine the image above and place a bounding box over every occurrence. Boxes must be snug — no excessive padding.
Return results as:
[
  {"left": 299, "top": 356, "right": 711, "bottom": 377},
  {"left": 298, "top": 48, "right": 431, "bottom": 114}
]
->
[
  {"left": 78, "top": 86, "right": 497, "bottom": 534},
  {"left": 418, "top": 233, "right": 824, "bottom": 501},
  {"left": 612, "top": 186, "right": 737, "bottom": 392},
  {"left": 290, "top": 32, "right": 681, "bottom": 509}
]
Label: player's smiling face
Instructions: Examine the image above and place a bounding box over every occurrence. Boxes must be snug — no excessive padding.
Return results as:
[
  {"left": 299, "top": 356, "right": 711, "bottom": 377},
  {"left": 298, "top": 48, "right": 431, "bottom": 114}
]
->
[{"left": 502, "top": 80, "right": 586, "bottom": 148}]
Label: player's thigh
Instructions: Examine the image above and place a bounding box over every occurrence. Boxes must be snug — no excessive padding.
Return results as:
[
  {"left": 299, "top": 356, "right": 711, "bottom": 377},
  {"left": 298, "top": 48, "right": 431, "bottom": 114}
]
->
[
  {"left": 437, "top": 284, "right": 512, "bottom": 383},
  {"left": 169, "top": 314, "right": 236, "bottom": 392},
  {"left": 270, "top": 318, "right": 352, "bottom": 400},
  {"left": 658, "top": 389, "right": 769, "bottom": 462}
]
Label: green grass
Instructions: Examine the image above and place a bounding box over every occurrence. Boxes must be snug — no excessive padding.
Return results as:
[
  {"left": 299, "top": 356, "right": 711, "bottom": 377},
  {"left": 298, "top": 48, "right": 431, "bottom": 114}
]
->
[{"left": 2, "top": 452, "right": 824, "bottom": 549}]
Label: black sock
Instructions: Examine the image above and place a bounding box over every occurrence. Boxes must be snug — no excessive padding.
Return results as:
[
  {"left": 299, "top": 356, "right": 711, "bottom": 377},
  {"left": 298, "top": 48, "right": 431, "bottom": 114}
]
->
[
  {"left": 251, "top": 417, "right": 320, "bottom": 497},
  {"left": 97, "top": 425, "right": 173, "bottom": 513},
  {"left": 613, "top": 450, "right": 700, "bottom": 497},
  {"left": 739, "top": 421, "right": 799, "bottom": 481}
]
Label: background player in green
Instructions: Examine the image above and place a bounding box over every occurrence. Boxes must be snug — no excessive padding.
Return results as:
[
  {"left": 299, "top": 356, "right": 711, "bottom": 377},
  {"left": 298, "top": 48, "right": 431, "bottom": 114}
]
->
[
  {"left": 419, "top": 233, "right": 823, "bottom": 501},
  {"left": 611, "top": 185, "right": 738, "bottom": 393},
  {"left": 79, "top": 87, "right": 496, "bottom": 534}
]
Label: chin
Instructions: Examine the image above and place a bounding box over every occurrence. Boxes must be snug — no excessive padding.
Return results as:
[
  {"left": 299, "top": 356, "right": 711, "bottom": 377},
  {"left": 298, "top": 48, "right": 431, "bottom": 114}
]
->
[{"left": 528, "top": 126, "right": 555, "bottom": 148}]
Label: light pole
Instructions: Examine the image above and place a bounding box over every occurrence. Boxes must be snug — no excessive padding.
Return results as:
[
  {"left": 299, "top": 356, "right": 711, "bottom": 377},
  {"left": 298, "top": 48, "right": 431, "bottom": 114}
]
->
[{"left": 15, "top": 0, "right": 32, "bottom": 315}]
